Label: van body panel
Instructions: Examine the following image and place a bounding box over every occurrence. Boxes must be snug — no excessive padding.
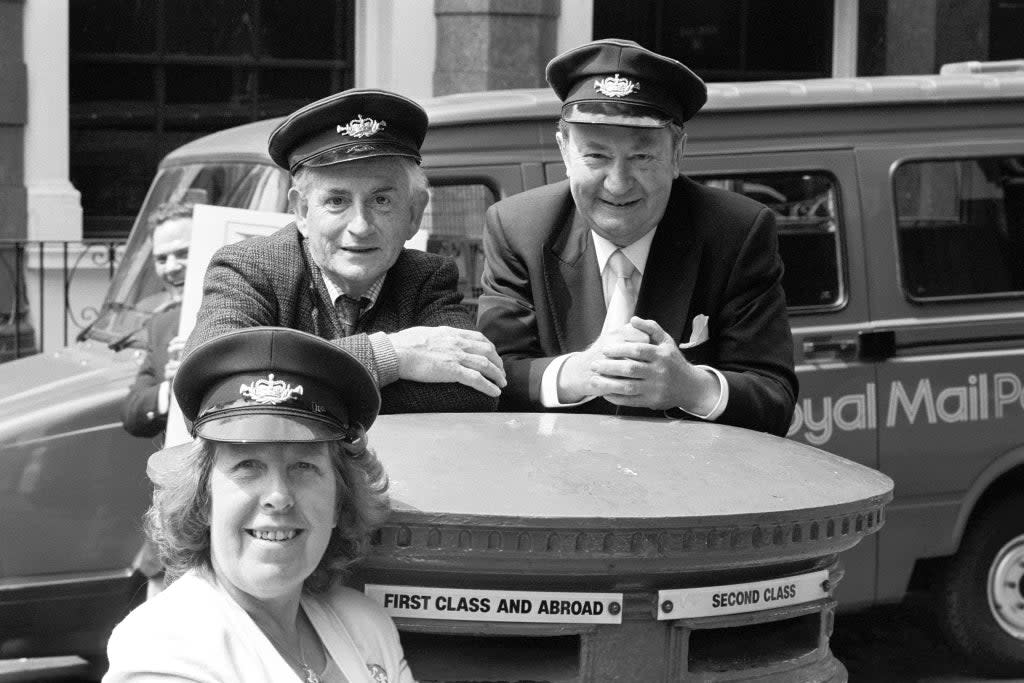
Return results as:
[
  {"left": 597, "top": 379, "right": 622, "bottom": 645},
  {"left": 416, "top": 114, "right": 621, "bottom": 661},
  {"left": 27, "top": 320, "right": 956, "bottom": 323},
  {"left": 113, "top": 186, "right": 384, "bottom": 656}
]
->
[
  {"left": 876, "top": 499, "right": 961, "bottom": 601},
  {"left": 0, "top": 343, "right": 137, "bottom": 418},
  {"left": 423, "top": 165, "right": 524, "bottom": 201},
  {"left": 0, "top": 344, "right": 150, "bottom": 580}
]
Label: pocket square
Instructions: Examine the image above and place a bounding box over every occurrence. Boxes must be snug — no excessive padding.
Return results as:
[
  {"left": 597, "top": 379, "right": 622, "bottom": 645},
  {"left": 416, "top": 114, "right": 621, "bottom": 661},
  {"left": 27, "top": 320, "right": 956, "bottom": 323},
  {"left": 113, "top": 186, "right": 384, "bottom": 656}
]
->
[{"left": 678, "top": 314, "right": 709, "bottom": 349}]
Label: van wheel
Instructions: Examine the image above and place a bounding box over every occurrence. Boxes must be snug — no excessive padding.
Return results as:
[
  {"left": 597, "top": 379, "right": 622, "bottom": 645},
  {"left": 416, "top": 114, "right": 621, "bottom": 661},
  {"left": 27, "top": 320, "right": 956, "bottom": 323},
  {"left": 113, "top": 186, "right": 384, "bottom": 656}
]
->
[{"left": 938, "top": 495, "right": 1024, "bottom": 675}]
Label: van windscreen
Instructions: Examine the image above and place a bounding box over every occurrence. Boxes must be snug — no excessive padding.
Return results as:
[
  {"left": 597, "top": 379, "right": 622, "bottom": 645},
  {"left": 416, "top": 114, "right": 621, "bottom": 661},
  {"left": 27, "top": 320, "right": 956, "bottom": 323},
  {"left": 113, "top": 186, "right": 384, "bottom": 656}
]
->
[{"left": 82, "top": 162, "right": 290, "bottom": 347}]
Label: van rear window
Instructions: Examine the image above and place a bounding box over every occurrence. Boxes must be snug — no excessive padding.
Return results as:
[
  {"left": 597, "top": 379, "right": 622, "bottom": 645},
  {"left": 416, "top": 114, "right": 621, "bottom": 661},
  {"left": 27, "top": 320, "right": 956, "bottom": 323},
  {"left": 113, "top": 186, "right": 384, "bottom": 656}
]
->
[
  {"left": 894, "top": 156, "right": 1024, "bottom": 301},
  {"left": 698, "top": 172, "right": 843, "bottom": 312},
  {"left": 421, "top": 183, "right": 496, "bottom": 314}
]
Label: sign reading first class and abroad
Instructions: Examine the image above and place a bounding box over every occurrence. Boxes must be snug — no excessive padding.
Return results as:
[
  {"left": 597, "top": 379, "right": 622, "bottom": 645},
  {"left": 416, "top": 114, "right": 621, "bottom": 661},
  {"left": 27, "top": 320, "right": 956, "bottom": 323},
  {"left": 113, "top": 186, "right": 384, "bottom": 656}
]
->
[
  {"left": 367, "top": 570, "right": 829, "bottom": 625},
  {"left": 364, "top": 585, "right": 624, "bottom": 624}
]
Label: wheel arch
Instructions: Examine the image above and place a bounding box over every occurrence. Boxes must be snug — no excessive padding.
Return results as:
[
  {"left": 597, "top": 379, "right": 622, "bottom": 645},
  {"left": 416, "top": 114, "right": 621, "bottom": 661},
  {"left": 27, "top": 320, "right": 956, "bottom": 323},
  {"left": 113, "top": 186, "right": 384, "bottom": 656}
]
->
[{"left": 950, "top": 445, "right": 1024, "bottom": 553}]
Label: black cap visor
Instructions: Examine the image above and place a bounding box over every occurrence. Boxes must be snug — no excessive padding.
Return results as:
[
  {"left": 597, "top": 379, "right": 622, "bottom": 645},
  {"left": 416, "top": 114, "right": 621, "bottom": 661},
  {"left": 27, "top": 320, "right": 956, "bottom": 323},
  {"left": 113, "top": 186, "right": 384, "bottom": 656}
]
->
[
  {"left": 561, "top": 101, "right": 672, "bottom": 128},
  {"left": 195, "top": 407, "right": 358, "bottom": 443},
  {"left": 292, "top": 140, "right": 422, "bottom": 172}
]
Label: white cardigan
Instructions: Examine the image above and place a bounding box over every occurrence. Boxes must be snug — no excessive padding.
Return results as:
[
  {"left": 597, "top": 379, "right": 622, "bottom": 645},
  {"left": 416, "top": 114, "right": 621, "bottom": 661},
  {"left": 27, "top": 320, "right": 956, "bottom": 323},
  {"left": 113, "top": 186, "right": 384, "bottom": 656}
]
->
[{"left": 103, "top": 570, "right": 414, "bottom": 683}]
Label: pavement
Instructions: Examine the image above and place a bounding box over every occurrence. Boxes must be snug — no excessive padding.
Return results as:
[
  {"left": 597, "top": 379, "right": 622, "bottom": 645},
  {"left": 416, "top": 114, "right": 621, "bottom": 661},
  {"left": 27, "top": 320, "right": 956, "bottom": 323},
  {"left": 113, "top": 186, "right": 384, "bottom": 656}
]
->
[{"left": 831, "top": 594, "right": 1020, "bottom": 682}]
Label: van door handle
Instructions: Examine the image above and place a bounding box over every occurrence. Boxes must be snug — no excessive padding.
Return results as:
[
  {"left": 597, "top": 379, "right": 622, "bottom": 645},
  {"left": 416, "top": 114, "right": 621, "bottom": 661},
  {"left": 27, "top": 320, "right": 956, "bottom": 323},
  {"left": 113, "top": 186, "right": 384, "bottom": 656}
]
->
[
  {"left": 802, "top": 337, "right": 858, "bottom": 361},
  {"left": 801, "top": 330, "right": 895, "bottom": 362}
]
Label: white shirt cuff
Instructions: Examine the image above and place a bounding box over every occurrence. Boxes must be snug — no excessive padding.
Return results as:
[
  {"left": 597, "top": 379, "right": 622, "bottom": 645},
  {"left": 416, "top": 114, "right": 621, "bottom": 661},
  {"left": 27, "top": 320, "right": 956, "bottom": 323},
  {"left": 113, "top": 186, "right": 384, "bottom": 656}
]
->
[
  {"left": 157, "top": 380, "right": 171, "bottom": 416},
  {"left": 679, "top": 365, "right": 729, "bottom": 420},
  {"left": 540, "top": 353, "right": 594, "bottom": 408}
]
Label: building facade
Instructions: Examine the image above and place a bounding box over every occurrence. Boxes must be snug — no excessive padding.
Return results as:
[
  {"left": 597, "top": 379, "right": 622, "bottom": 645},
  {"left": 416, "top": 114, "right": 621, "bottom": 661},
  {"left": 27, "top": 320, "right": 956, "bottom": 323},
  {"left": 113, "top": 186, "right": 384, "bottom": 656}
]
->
[{"left": 4, "top": 0, "right": 1023, "bottom": 244}]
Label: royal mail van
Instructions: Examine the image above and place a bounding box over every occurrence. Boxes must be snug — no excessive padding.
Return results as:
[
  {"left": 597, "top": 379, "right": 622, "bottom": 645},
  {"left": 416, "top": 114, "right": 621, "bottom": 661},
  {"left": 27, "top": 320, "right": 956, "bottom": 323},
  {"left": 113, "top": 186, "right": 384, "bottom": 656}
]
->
[{"left": 2, "top": 62, "right": 1023, "bottom": 675}]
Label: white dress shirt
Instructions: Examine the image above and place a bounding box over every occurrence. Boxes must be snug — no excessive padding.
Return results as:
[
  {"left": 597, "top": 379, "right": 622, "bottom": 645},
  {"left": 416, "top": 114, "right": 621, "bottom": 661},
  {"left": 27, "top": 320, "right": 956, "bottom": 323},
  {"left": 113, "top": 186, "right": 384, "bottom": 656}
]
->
[{"left": 539, "top": 229, "right": 728, "bottom": 419}]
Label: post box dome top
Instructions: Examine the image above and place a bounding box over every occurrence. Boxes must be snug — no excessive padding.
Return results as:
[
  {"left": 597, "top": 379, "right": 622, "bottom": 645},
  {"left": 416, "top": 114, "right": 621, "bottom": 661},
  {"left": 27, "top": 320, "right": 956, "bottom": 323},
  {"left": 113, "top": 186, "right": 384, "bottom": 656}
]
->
[{"left": 370, "top": 413, "right": 892, "bottom": 523}]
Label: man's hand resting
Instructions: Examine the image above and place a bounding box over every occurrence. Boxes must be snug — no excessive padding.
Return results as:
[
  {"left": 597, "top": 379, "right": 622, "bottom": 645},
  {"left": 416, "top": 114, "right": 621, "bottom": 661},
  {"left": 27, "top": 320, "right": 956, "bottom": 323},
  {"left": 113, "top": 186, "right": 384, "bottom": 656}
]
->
[{"left": 389, "top": 326, "right": 507, "bottom": 397}]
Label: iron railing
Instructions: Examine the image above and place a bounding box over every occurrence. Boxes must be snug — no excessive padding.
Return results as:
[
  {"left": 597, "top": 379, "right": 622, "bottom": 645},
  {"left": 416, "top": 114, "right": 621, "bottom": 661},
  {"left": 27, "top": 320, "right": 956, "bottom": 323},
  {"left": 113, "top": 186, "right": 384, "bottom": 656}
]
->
[{"left": 0, "top": 239, "right": 125, "bottom": 361}]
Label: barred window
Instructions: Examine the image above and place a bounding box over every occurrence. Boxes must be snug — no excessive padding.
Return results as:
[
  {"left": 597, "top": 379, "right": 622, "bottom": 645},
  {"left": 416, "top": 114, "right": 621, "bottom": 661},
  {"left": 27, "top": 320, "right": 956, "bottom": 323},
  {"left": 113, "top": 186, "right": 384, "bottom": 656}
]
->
[{"left": 420, "top": 184, "right": 497, "bottom": 314}]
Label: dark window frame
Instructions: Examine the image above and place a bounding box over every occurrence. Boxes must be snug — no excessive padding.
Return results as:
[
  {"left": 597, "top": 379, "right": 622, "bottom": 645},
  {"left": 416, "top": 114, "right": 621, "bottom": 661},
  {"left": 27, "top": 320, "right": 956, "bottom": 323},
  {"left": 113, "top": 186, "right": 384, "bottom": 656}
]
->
[
  {"left": 693, "top": 170, "right": 848, "bottom": 315},
  {"left": 892, "top": 154, "right": 1024, "bottom": 303}
]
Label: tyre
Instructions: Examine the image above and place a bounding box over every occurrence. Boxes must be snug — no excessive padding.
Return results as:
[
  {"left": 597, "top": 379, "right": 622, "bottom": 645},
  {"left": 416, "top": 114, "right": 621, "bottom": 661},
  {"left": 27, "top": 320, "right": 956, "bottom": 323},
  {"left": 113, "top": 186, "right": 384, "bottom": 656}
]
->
[{"left": 938, "top": 495, "right": 1024, "bottom": 675}]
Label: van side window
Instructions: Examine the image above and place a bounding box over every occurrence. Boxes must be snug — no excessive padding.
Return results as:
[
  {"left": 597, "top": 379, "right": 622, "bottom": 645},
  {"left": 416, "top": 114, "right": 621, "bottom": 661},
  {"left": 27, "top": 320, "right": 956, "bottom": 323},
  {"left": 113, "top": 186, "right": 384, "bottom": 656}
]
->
[
  {"left": 894, "top": 156, "right": 1024, "bottom": 300},
  {"left": 697, "top": 173, "right": 843, "bottom": 312},
  {"left": 421, "top": 183, "right": 497, "bottom": 314}
]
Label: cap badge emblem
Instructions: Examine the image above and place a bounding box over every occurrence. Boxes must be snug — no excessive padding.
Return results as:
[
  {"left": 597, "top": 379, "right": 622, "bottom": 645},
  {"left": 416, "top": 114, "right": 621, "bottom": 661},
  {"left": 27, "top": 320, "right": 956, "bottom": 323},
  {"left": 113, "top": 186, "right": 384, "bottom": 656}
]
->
[
  {"left": 367, "top": 663, "right": 389, "bottom": 683},
  {"left": 239, "top": 374, "right": 304, "bottom": 405},
  {"left": 594, "top": 74, "right": 639, "bottom": 98},
  {"left": 338, "top": 115, "right": 386, "bottom": 139}
]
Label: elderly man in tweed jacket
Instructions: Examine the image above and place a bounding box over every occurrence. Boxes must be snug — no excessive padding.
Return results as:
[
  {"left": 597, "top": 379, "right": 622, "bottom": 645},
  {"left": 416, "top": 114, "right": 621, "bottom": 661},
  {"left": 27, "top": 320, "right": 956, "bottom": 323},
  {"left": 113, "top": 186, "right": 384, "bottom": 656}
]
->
[{"left": 185, "top": 89, "right": 505, "bottom": 414}]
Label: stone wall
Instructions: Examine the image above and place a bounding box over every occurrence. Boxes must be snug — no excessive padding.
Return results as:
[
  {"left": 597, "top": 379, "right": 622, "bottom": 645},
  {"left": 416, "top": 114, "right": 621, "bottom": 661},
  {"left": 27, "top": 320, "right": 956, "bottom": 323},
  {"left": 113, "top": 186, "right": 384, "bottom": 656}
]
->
[{"left": 434, "top": 0, "right": 561, "bottom": 95}]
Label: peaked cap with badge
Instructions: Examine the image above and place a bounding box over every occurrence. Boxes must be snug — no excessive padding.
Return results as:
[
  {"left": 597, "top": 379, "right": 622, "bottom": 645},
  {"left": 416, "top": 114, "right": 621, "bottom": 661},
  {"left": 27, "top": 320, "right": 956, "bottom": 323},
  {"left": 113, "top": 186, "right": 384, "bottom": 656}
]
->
[
  {"left": 268, "top": 88, "right": 428, "bottom": 173},
  {"left": 546, "top": 38, "right": 708, "bottom": 128},
  {"left": 148, "top": 327, "right": 380, "bottom": 482}
]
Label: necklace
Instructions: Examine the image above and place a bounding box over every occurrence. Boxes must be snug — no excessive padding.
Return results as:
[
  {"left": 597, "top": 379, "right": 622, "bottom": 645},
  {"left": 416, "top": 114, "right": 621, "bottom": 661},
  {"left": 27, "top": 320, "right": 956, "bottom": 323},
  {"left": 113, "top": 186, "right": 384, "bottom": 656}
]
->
[
  {"left": 296, "top": 628, "right": 324, "bottom": 683},
  {"left": 261, "top": 618, "right": 325, "bottom": 683}
]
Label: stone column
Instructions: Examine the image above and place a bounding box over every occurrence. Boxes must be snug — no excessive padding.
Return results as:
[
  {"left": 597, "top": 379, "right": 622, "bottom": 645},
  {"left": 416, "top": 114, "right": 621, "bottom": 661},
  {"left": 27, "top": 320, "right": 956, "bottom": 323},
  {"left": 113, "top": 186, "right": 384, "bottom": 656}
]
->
[
  {"left": 882, "top": 0, "right": 990, "bottom": 75},
  {"left": 885, "top": 0, "right": 937, "bottom": 75},
  {"left": 21, "top": 0, "right": 87, "bottom": 353},
  {"left": 0, "top": 0, "right": 27, "bottom": 240},
  {"left": 434, "top": 0, "right": 561, "bottom": 96},
  {"left": 934, "top": 0, "right": 989, "bottom": 69},
  {"left": 23, "top": 0, "right": 81, "bottom": 242}
]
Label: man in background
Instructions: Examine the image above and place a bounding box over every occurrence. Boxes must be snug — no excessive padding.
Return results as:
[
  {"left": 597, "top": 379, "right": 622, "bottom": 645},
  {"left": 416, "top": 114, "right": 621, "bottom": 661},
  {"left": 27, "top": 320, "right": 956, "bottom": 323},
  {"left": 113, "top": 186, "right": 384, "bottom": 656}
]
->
[
  {"left": 119, "top": 200, "right": 192, "bottom": 597},
  {"left": 120, "top": 202, "right": 192, "bottom": 439}
]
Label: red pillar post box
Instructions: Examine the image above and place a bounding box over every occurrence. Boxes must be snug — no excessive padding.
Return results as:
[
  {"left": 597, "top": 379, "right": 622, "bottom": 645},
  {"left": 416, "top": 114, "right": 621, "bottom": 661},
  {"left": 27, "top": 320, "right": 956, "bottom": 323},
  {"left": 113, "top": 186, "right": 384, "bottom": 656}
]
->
[{"left": 355, "top": 413, "right": 893, "bottom": 682}]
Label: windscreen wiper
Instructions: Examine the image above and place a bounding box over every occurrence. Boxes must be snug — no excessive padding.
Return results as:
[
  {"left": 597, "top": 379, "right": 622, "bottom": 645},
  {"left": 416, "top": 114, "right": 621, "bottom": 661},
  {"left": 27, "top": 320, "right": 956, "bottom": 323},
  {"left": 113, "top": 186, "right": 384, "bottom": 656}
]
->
[{"left": 108, "top": 324, "right": 148, "bottom": 352}]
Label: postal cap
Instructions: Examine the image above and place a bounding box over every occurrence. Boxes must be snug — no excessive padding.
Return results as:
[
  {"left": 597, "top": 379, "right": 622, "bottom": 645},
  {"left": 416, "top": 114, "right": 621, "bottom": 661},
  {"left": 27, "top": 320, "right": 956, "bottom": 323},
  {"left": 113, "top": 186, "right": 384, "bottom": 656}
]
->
[
  {"left": 148, "top": 328, "right": 379, "bottom": 483},
  {"left": 546, "top": 38, "right": 707, "bottom": 127},
  {"left": 174, "top": 326, "right": 378, "bottom": 444},
  {"left": 268, "top": 88, "right": 428, "bottom": 173}
]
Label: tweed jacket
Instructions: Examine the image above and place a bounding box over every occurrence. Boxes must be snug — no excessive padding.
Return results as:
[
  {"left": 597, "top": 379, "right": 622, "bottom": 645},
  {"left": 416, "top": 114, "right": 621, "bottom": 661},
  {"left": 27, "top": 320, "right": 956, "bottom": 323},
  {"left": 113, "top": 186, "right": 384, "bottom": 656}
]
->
[
  {"left": 120, "top": 306, "right": 180, "bottom": 439},
  {"left": 185, "top": 224, "right": 496, "bottom": 414},
  {"left": 478, "top": 177, "right": 797, "bottom": 436}
]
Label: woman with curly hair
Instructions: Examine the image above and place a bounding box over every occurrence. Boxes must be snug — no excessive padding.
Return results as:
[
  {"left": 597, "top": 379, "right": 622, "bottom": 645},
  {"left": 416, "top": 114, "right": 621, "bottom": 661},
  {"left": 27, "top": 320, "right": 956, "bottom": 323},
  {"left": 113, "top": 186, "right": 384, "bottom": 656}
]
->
[{"left": 104, "top": 327, "right": 413, "bottom": 683}]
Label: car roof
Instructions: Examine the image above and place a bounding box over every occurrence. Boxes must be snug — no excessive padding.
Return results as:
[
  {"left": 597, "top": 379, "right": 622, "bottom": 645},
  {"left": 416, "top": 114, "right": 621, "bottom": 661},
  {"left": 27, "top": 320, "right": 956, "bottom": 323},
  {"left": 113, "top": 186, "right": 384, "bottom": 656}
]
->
[{"left": 161, "top": 71, "right": 1024, "bottom": 168}]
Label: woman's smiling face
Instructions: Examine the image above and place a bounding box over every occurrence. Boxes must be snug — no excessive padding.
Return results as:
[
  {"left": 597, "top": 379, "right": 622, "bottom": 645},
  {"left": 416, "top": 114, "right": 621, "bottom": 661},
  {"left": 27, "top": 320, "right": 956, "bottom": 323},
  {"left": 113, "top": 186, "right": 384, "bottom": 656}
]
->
[{"left": 208, "top": 441, "right": 337, "bottom": 604}]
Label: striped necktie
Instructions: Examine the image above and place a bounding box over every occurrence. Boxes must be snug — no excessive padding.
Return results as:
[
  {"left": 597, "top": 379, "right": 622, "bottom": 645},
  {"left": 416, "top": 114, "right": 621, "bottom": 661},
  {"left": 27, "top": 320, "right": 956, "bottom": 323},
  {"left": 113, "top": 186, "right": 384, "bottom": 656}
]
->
[{"left": 335, "top": 295, "right": 363, "bottom": 336}]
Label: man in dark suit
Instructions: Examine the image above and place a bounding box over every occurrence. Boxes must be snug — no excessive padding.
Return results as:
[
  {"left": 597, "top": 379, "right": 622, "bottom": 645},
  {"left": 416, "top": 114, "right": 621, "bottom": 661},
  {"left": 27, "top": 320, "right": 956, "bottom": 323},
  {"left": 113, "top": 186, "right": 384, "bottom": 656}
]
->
[
  {"left": 478, "top": 39, "right": 797, "bottom": 435},
  {"left": 121, "top": 202, "right": 192, "bottom": 439},
  {"left": 186, "top": 89, "right": 505, "bottom": 414},
  {"left": 120, "top": 201, "right": 193, "bottom": 597}
]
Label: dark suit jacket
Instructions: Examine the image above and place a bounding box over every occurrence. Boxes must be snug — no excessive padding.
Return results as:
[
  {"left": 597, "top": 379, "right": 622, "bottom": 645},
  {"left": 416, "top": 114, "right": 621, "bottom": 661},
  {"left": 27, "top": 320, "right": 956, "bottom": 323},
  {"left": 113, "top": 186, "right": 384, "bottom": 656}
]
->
[
  {"left": 121, "top": 306, "right": 180, "bottom": 439},
  {"left": 185, "top": 224, "right": 496, "bottom": 414},
  {"left": 478, "top": 177, "right": 797, "bottom": 435}
]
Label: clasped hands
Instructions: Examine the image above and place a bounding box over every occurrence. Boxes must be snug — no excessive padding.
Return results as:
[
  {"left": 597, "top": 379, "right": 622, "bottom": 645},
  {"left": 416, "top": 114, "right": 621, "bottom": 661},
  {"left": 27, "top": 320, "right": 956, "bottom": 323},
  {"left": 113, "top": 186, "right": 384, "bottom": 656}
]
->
[
  {"left": 389, "top": 326, "right": 506, "bottom": 397},
  {"left": 559, "top": 317, "right": 720, "bottom": 414}
]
